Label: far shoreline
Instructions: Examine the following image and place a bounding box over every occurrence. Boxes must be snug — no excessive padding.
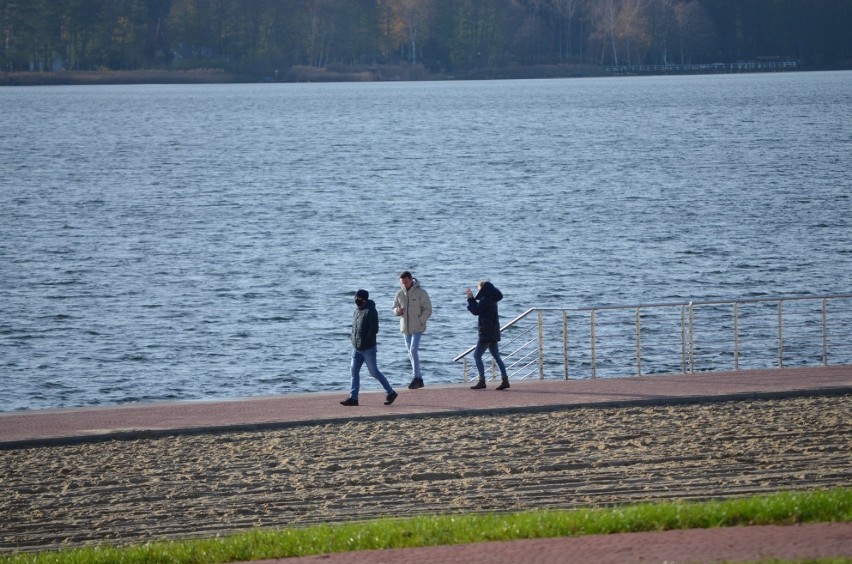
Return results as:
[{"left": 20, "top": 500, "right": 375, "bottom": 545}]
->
[
  {"left": 4, "top": 61, "right": 837, "bottom": 87},
  {"left": 0, "top": 64, "right": 604, "bottom": 86}
]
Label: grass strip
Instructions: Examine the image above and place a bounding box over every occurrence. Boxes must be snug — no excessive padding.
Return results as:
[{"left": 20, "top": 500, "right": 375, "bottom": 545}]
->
[{"left": 3, "top": 488, "right": 850, "bottom": 564}]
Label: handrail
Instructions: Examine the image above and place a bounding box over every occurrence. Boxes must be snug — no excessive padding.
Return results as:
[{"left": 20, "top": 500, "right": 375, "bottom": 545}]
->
[
  {"left": 453, "top": 293, "right": 852, "bottom": 383},
  {"left": 531, "top": 293, "right": 852, "bottom": 312}
]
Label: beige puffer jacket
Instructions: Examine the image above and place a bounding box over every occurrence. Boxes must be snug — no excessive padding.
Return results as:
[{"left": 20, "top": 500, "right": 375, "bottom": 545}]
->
[{"left": 392, "top": 279, "right": 432, "bottom": 335}]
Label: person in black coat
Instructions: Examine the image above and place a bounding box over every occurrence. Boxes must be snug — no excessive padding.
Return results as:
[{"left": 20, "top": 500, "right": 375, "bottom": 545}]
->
[
  {"left": 465, "top": 280, "right": 510, "bottom": 390},
  {"left": 341, "top": 289, "right": 398, "bottom": 406}
]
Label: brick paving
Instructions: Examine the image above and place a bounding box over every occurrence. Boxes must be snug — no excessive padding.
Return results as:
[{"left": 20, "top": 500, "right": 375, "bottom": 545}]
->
[
  {"left": 260, "top": 523, "right": 852, "bottom": 564},
  {"left": 1, "top": 365, "right": 850, "bottom": 563},
  {"left": 1, "top": 364, "right": 850, "bottom": 449}
]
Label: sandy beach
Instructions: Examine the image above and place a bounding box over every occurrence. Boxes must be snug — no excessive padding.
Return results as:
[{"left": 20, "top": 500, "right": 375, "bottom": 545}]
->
[{"left": 1, "top": 394, "right": 849, "bottom": 553}]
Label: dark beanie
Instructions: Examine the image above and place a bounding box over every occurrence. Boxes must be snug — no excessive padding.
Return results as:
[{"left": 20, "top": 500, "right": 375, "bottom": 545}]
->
[{"left": 355, "top": 289, "right": 369, "bottom": 299}]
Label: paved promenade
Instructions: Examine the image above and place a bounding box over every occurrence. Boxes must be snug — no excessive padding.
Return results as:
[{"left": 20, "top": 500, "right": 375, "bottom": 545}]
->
[
  {"left": 273, "top": 523, "right": 852, "bottom": 564},
  {"left": 2, "top": 365, "right": 850, "bottom": 563},
  {"left": 2, "top": 364, "right": 850, "bottom": 448}
]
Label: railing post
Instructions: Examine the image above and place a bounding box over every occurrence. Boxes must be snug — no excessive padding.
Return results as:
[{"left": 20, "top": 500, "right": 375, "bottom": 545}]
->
[
  {"left": 537, "top": 310, "right": 544, "bottom": 379},
  {"left": 733, "top": 302, "right": 739, "bottom": 371},
  {"left": 778, "top": 300, "right": 784, "bottom": 368},
  {"left": 562, "top": 310, "right": 569, "bottom": 380},
  {"left": 822, "top": 298, "right": 828, "bottom": 366},
  {"left": 462, "top": 357, "right": 468, "bottom": 382},
  {"left": 590, "top": 309, "right": 597, "bottom": 379},
  {"left": 681, "top": 305, "right": 687, "bottom": 373},
  {"left": 689, "top": 301, "right": 695, "bottom": 373},
  {"left": 635, "top": 307, "right": 642, "bottom": 376}
]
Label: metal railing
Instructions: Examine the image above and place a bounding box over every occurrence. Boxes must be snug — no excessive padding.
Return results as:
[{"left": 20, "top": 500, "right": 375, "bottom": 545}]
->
[{"left": 453, "top": 293, "right": 852, "bottom": 383}]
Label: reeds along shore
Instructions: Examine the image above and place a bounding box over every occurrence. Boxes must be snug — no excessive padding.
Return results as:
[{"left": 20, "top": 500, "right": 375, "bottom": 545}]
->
[
  {"left": 1, "top": 394, "right": 850, "bottom": 552},
  {"left": 0, "top": 69, "right": 239, "bottom": 86},
  {"left": 0, "top": 63, "right": 606, "bottom": 86}
]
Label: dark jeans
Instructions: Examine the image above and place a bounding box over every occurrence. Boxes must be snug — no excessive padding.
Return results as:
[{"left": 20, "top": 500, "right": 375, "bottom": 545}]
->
[{"left": 473, "top": 340, "right": 507, "bottom": 379}]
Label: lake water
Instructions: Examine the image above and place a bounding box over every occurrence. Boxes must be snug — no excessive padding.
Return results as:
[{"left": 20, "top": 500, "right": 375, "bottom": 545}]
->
[{"left": 2, "top": 71, "right": 851, "bottom": 412}]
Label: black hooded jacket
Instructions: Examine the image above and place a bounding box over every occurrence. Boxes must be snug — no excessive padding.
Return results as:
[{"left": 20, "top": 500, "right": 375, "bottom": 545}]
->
[
  {"left": 351, "top": 299, "right": 379, "bottom": 351},
  {"left": 466, "top": 281, "right": 503, "bottom": 342}
]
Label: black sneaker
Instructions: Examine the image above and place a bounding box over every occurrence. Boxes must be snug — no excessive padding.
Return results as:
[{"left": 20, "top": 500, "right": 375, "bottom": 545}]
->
[
  {"left": 384, "top": 391, "right": 398, "bottom": 405},
  {"left": 340, "top": 397, "right": 358, "bottom": 406},
  {"left": 408, "top": 379, "right": 424, "bottom": 389}
]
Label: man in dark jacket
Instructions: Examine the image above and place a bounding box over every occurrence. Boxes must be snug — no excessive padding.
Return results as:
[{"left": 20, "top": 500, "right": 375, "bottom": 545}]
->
[
  {"left": 341, "top": 289, "right": 398, "bottom": 406},
  {"left": 465, "top": 281, "right": 510, "bottom": 390}
]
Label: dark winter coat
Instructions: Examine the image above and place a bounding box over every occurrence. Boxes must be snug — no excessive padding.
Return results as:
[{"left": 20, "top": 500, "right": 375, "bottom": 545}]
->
[
  {"left": 351, "top": 299, "right": 380, "bottom": 350},
  {"left": 466, "top": 281, "right": 503, "bottom": 343}
]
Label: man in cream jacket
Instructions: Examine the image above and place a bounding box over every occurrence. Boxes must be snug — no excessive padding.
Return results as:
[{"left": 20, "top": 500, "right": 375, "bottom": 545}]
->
[{"left": 392, "top": 271, "right": 433, "bottom": 389}]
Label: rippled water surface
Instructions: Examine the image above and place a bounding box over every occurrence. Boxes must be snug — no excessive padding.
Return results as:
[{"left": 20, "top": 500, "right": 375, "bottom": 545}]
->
[{"left": 2, "top": 71, "right": 851, "bottom": 411}]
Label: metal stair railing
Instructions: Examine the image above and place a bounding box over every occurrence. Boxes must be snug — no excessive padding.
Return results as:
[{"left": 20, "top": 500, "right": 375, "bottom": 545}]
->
[
  {"left": 453, "top": 293, "right": 852, "bottom": 383},
  {"left": 453, "top": 308, "right": 540, "bottom": 382}
]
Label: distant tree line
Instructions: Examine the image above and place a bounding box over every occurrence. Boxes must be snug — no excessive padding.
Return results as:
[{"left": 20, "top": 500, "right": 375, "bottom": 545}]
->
[{"left": 1, "top": 0, "right": 850, "bottom": 77}]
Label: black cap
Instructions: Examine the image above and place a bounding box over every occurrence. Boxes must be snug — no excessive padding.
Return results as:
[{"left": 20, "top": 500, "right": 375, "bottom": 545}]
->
[{"left": 355, "top": 289, "right": 369, "bottom": 299}]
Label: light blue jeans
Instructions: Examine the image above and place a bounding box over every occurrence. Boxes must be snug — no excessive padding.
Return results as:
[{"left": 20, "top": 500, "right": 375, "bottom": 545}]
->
[
  {"left": 403, "top": 332, "right": 423, "bottom": 380},
  {"left": 349, "top": 346, "right": 394, "bottom": 400},
  {"left": 474, "top": 340, "right": 508, "bottom": 379}
]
